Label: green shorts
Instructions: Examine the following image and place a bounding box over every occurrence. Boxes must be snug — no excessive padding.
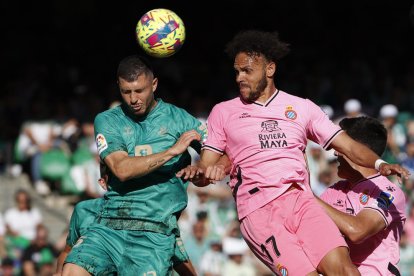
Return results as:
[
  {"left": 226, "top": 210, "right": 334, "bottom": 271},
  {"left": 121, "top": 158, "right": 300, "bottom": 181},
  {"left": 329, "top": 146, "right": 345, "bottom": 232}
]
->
[
  {"left": 65, "top": 223, "right": 176, "bottom": 276},
  {"left": 172, "top": 236, "right": 189, "bottom": 267}
]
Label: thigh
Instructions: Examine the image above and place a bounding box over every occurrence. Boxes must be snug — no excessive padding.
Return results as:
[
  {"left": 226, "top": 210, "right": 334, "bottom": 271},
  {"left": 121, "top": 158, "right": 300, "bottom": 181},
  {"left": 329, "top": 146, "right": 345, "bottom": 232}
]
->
[
  {"left": 294, "top": 192, "right": 348, "bottom": 268},
  {"left": 65, "top": 225, "right": 119, "bottom": 276},
  {"left": 240, "top": 192, "right": 316, "bottom": 276},
  {"left": 119, "top": 231, "right": 175, "bottom": 276}
]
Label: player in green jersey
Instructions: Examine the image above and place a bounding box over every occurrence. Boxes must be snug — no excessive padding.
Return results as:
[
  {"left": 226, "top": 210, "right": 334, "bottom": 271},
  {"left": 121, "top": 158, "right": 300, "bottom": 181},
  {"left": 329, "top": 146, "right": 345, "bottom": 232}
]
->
[{"left": 63, "top": 55, "right": 206, "bottom": 275}]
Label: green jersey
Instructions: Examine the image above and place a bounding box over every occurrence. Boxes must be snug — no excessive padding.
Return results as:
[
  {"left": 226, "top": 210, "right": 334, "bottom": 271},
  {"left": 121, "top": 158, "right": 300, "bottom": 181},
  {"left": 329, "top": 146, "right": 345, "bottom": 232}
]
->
[
  {"left": 66, "top": 198, "right": 103, "bottom": 247},
  {"left": 94, "top": 99, "right": 207, "bottom": 234}
]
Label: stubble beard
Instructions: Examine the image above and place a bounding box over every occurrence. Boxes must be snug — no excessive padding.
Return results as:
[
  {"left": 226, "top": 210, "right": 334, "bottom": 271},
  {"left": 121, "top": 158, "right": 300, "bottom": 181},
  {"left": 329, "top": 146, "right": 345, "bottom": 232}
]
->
[{"left": 246, "top": 73, "right": 268, "bottom": 102}]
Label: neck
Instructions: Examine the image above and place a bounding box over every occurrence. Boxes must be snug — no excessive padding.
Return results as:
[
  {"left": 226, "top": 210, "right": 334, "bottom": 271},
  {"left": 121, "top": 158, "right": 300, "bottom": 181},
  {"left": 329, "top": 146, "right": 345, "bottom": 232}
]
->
[{"left": 256, "top": 85, "right": 277, "bottom": 104}]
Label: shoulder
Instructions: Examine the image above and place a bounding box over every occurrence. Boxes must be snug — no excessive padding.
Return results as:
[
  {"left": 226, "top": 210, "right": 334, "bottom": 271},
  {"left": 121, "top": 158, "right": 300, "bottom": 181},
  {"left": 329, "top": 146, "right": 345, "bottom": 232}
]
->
[
  {"left": 74, "top": 198, "right": 102, "bottom": 213},
  {"left": 328, "top": 180, "right": 349, "bottom": 192},
  {"left": 94, "top": 106, "right": 122, "bottom": 123}
]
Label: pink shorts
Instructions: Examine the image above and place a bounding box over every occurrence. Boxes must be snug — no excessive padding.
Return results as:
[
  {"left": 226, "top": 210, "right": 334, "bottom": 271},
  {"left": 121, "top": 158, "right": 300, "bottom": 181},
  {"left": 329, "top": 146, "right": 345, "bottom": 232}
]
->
[{"left": 240, "top": 188, "right": 347, "bottom": 275}]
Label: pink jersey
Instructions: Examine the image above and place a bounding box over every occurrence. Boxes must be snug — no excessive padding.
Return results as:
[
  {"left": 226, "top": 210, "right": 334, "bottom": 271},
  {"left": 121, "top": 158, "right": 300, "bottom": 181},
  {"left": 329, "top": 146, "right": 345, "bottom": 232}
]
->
[
  {"left": 320, "top": 174, "right": 407, "bottom": 275},
  {"left": 203, "top": 90, "right": 342, "bottom": 219}
]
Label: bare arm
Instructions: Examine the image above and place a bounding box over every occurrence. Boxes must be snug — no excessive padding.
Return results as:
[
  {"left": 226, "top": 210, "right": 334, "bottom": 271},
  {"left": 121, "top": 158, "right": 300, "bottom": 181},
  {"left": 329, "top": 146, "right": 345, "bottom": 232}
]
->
[
  {"left": 316, "top": 197, "right": 386, "bottom": 243},
  {"left": 173, "top": 260, "right": 197, "bottom": 276},
  {"left": 105, "top": 130, "right": 201, "bottom": 182},
  {"left": 330, "top": 132, "right": 409, "bottom": 180},
  {"left": 54, "top": 245, "right": 72, "bottom": 275}
]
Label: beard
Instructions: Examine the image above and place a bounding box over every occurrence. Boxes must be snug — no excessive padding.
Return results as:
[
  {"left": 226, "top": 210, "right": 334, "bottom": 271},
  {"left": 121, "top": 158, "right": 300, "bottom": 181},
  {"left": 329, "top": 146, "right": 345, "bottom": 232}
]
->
[{"left": 246, "top": 73, "right": 268, "bottom": 102}]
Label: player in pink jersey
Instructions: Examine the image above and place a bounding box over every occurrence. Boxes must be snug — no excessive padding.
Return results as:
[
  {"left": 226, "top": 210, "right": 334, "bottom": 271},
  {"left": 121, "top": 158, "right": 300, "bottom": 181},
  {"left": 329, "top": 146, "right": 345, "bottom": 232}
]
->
[
  {"left": 318, "top": 116, "right": 406, "bottom": 275},
  {"left": 177, "top": 30, "right": 409, "bottom": 275}
]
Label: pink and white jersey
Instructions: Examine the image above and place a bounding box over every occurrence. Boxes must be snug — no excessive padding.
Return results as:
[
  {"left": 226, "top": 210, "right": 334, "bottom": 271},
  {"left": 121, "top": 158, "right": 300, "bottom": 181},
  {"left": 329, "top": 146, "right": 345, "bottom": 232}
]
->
[
  {"left": 203, "top": 90, "right": 342, "bottom": 219},
  {"left": 320, "top": 174, "right": 407, "bottom": 275}
]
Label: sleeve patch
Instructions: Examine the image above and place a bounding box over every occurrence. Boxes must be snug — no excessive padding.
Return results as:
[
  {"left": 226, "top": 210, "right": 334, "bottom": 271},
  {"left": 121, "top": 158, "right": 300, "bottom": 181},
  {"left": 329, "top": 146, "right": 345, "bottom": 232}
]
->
[
  {"left": 96, "top": 133, "right": 108, "bottom": 154},
  {"left": 375, "top": 191, "right": 395, "bottom": 210}
]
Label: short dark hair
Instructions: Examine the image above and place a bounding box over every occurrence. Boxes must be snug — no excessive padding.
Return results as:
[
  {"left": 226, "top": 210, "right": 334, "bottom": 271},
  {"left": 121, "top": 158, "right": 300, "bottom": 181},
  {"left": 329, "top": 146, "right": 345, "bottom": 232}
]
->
[
  {"left": 339, "top": 116, "right": 387, "bottom": 156},
  {"left": 117, "top": 55, "right": 154, "bottom": 82},
  {"left": 225, "top": 30, "right": 290, "bottom": 62}
]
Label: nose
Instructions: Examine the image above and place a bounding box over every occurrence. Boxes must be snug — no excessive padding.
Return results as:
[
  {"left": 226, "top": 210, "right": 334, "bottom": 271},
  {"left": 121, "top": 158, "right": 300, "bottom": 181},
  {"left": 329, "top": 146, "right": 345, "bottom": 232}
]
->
[
  {"left": 334, "top": 151, "right": 340, "bottom": 157},
  {"left": 130, "top": 92, "right": 140, "bottom": 104},
  {"left": 235, "top": 72, "right": 244, "bottom": 83}
]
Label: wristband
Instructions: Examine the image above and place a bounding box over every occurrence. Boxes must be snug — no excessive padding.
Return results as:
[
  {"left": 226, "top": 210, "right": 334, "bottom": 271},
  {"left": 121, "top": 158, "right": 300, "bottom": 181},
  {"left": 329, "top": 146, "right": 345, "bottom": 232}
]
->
[{"left": 374, "top": 159, "right": 387, "bottom": 171}]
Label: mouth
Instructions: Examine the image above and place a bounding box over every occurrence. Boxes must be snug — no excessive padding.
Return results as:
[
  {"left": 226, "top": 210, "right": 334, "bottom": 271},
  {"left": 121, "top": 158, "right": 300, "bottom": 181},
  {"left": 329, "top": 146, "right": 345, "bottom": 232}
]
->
[{"left": 131, "top": 105, "right": 142, "bottom": 111}]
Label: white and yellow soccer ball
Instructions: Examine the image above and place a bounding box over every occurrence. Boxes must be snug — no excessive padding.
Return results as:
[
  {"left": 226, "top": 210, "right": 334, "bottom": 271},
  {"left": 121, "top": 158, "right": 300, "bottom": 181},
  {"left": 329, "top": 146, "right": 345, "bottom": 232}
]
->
[{"left": 136, "top": 8, "right": 186, "bottom": 58}]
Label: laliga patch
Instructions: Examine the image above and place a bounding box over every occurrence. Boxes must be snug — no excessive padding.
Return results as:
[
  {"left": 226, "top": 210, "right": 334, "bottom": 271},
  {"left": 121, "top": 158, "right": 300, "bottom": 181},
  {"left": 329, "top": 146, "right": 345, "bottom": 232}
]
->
[
  {"left": 359, "top": 191, "right": 370, "bottom": 205},
  {"left": 198, "top": 123, "right": 208, "bottom": 142},
  {"left": 376, "top": 191, "right": 395, "bottom": 210},
  {"left": 96, "top": 133, "right": 108, "bottom": 154},
  {"left": 284, "top": 106, "right": 297, "bottom": 120}
]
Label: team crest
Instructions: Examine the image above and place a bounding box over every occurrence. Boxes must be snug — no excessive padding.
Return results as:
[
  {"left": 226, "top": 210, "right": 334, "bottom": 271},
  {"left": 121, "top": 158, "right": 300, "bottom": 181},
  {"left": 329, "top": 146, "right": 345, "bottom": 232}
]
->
[
  {"left": 158, "top": 126, "right": 168, "bottom": 135},
  {"left": 359, "top": 190, "right": 370, "bottom": 205},
  {"left": 285, "top": 106, "right": 297, "bottom": 120},
  {"left": 96, "top": 134, "right": 108, "bottom": 154},
  {"left": 135, "top": 145, "right": 153, "bottom": 156},
  {"left": 277, "top": 264, "right": 288, "bottom": 276}
]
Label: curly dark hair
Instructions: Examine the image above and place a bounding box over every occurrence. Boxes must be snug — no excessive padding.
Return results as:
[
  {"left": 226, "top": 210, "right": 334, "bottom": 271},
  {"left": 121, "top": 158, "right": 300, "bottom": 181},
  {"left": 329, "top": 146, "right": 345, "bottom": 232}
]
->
[
  {"left": 224, "top": 30, "right": 290, "bottom": 62},
  {"left": 339, "top": 116, "right": 387, "bottom": 156}
]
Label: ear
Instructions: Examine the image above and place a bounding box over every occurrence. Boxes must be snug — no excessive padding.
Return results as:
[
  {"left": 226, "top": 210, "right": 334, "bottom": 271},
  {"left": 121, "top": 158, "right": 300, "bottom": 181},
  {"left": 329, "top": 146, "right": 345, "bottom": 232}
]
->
[
  {"left": 266, "top": 62, "right": 276, "bottom": 78},
  {"left": 152, "top": 77, "right": 158, "bottom": 92}
]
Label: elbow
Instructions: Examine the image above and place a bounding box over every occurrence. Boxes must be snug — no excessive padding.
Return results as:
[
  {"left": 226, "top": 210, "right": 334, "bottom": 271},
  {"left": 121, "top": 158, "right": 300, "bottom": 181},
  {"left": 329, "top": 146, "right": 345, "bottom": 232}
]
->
[
  {"left": 345, "top": 226, "right": 367, "bottom": 244},
  {"left": 111, "top": 166, "right": 131, "bottom": 182}
]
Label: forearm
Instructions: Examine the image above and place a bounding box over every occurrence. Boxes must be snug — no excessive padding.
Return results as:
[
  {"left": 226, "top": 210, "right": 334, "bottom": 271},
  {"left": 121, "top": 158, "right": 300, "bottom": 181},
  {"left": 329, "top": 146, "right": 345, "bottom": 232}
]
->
[
  {"left": 345, "top": 142, "right": 379, "bottom": 169},
  {"left": 55, "top": 245, "right": 71, "bottom": 274},
  {"left": 108, "top": 149, "right": 176, "bottom": 181}
]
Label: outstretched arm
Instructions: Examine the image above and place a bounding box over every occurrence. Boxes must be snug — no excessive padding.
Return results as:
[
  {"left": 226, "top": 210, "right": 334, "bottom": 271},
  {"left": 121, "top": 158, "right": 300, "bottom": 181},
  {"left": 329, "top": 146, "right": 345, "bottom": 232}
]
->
[
  {"left": 330, "top": 132, "right": 410, "bottom": 181},
  {"left": 316, "top": 197, "right": 385, "bottom": 243}
]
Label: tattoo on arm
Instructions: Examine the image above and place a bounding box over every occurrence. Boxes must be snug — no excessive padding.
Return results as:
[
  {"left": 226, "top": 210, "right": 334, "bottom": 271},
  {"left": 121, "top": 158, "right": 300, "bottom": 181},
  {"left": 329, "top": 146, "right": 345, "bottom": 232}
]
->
[{"left": 148, "top": 158, "right": 165, "bottom": 169}]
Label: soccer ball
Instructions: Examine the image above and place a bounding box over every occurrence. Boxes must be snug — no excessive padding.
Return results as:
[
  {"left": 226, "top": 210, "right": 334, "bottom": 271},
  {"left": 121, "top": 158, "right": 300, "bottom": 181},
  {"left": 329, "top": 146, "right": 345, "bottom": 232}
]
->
[{"left": 136, "top": 8, "right": 186, "bottom": 58}]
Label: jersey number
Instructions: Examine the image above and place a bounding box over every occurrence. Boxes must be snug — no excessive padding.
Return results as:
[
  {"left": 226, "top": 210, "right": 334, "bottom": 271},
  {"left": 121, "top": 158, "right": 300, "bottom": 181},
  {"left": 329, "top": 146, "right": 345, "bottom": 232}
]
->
[{"left": 260, "top": 235, "right": 281, "bottom": 263}]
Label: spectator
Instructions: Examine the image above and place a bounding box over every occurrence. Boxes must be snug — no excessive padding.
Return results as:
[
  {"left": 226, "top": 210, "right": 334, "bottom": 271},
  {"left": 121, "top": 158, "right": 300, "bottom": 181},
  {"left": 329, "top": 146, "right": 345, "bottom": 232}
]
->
[
  {"left": 306, "top": 141, "right": 329, "bottom": 196},
  {"left": 334, "top": 98, "right": 366, "bottom": 124},
  {"left": 4, "top": 189, "right": 42, "bottom": 241},
  {"left": 199, "top": 238, "right": 226, "bottom": 276},
  {"left": 21, "top": 224, "right": 58, "bottom": 276},
  {"left": 0, "top": 257, "right": 14, "bottom": 276},
  {"left": 399, "top": 231, "right": 414, "bottom": 276},
  {"left": 0, "top": 213, "right": 5, "bottom": 260},
  {"left": 320, "top": 104, "right": 334, "bottom": 120},
  {"left": 184, "top": 220, "right": 211, "bottom": 274},
  {"left": 380, "top": 104, "right": 407, "bottom": 162},
  {"left": 403, "top": 205, "right": 414, "bottom": 246},
  {"left": 222, "top": 237, "right": 255, "bottom": 276},
  {"left": 15, "top": 118, "right": 64, "bottom": 195}
]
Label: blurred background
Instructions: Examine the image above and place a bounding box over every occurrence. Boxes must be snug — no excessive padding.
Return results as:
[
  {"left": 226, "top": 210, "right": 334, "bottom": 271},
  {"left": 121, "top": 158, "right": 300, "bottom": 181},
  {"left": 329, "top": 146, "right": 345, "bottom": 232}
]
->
[{"left": 1, "top": 0, "right": 414, "bottom": 275}]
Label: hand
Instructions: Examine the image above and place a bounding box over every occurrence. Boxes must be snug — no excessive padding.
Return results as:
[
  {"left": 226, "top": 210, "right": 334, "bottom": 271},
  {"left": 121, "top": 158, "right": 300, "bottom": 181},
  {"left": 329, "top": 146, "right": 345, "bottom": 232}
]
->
[
  {"left": 176, "top": 164, "right": 227, "bottom": 187},
  {"left": 379, "top": 163, "right": 410, "bottom": 183},
  {"left": 176, "top": 165, "right": 209, "bottom": 187},
  {"left": 169, "top": 130, "right": 201, "bottom": 157}
]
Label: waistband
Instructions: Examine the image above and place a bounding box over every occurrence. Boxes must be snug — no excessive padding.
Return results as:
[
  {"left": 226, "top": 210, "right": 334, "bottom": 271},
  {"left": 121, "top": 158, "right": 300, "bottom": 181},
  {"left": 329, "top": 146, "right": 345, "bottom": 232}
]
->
[{"left": 98, "top": 217, "right": 179, "bottom": 236}]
